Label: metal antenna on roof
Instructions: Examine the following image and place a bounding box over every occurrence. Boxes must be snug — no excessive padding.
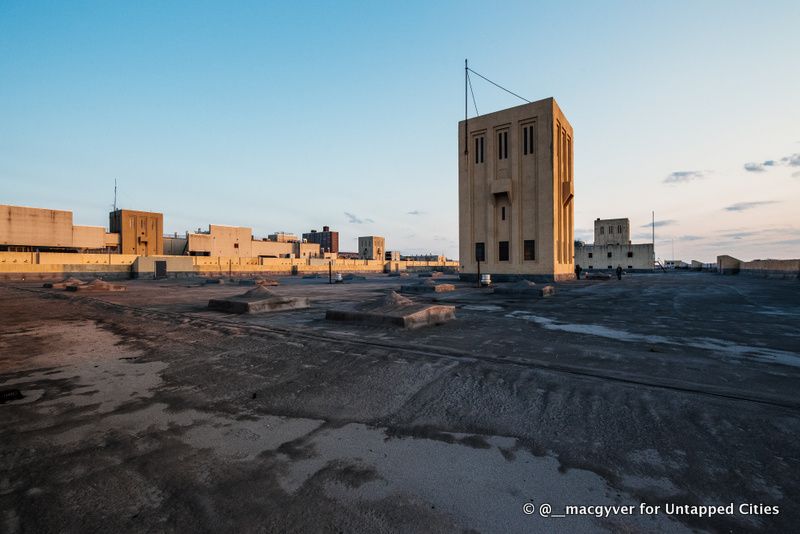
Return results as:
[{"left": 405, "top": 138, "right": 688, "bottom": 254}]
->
[
  {"left": 464, "top": 59, "right": 468, "bottom": 157},
  {"left": 113, "top": 179, "right": 117, "bottom": 212}
]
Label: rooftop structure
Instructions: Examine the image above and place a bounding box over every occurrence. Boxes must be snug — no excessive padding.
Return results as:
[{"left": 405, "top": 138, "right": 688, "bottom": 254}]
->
[
  {"left": 0, "top": 204, "right": 119, "bottom": 253},
  {"left": 110, "top": 209, "right": 164, "bottom": 255},
  {"left": 594, "top": 218, "right": 630, "bottom": 246},
  {"left": 458, "top": 98, "right": 574, "bottom": 281},
  {"left": 303, "top": 226, "right": 339, "bottom": 254},
  {"left": 358, "top": 235, "right": 385, "bottom": 260},
  {"left": 185, "top": 224, "right": 321, "bottom": 258},
  {"left": 268, "top": 232, "right": 299, "bottom": 243}
]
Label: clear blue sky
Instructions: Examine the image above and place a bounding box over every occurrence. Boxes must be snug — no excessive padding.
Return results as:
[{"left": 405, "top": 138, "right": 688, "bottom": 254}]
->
[{"left": 1, "top": 1, "right": 798, "bottom": 261}]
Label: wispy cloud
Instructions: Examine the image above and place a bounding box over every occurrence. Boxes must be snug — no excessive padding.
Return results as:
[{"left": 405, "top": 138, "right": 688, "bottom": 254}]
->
[
  {"left": 641, "top": 219, "right": 677, "bottom": 228},
  {"left": 744, "top": 153, "right": 800, "bottom": 173},
  {"left": 781, "top": 153, "right": 800, "bottom": 166},
  {"left": 407, "top": 210, "right": 425, "bottom": 216},
  {"left": 663, "top": 170, "right": 707, "bottom": 184},
  {"left": 744, "top": 162, "right": 767, "bottom": 172},
  {"left": 678, "top": 235, "right": 703, "bottom": 241},
  {"left": 724, "top": 201, "right": 779, "bottom": 212},
  {"left": 344, "top": 212, "right": 374, "bottom": 224}
]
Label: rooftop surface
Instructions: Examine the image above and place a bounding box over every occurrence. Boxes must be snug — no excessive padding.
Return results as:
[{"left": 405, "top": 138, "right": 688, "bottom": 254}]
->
[{"left": 1, "top": 273, "right": 798, "bottom": 532}]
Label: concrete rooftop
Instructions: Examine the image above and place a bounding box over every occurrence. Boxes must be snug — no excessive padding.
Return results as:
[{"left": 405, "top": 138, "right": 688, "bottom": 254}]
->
[{"left": 1, "top": 272, "right": 799, "bottom": 532}]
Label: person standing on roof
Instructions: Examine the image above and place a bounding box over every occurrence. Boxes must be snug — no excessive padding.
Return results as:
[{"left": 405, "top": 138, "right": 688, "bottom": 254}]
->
[{"left": 616, "top": 265, "right": 623, "bottom": 280}]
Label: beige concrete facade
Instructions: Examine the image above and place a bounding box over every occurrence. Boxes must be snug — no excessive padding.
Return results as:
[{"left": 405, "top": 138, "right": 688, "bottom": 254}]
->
[
  {"left": 268, "top": 232, "right": 299, "bottom": 243},
  {"left": 1, "top": 205, "right": 120, "bottom": 252},
  {"left": 186, "top": 224, "right": 320, "bottom": 258},
  {"left": 458, "top": 98, "right": 575, "bottom": 281},
  {"left": 594, "top": 218, "right": 630, "bottom": 246},
  {"left": 110, "top": 209, "right": 163, "bottom": 255},
  {"left": 358, "top": 236, "right": 385, "bottom": 260},
  {"left": 574, "top": 243, "right": 654, "bottom": 272}
]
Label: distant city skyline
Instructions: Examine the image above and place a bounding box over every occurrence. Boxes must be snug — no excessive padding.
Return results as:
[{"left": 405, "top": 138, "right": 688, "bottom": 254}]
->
[{"left": 1, "top": 1, "right": 798, "bottom": 262}]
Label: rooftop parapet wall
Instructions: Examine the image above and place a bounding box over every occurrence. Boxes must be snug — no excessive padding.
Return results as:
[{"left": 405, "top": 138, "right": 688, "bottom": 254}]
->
[
  {"left": 717, "top": 255, "right": 799, "bottom": 279},
  {"left": 741, "top": 259, "right": 800, "bottom": 279},
  {"left": 0, "top": 251, "right": 458, "bottom": 280}
]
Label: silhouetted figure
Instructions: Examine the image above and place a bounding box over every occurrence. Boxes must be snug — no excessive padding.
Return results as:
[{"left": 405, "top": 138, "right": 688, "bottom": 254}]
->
[
  {"left": 616, "top": 265, "right": 623, "bottom": 280},
  {"left": 575, "top": 264, "right": 582, "bottom": 280}
]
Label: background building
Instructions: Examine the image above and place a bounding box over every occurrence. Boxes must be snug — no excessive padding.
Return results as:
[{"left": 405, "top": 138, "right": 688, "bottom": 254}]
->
[
  {"left": 594, "top": 217, "right": 630, "bottom": 246},
  {"left": 358, "top": 236, "right": 385, "bottom": 260},
  {"left": 458, "top": 98, "right": 575, "bottom": 281},
  {"left": 574, "top": 218, "right": 654, "bottom": 272},
  {"left": 303, "top": 226, "right": 339, "bottom": 254},
  {"left": 110, "top": 209, "right": 164, "bottom": 255},
  {"left": 1, "top": 204, "right": 120, "bottom": 252},
  {"left": 178, "top": 224, "right": 321, "bottom": 258},
  {"left": 268, "top": 232, "right": 299, "bottom": 243}
]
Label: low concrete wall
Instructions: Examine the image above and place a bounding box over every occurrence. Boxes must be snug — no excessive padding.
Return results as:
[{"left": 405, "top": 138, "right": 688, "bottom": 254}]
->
[
  {"left": 460, "top": 272, "right": 576, "bottom": 283},
  {"left": 0, "top": 251, "right": 459, "bottom": 280},
  {"left": 716, "top": 255, "right": 799, "bottom": 279},
  {"left": 740, "top": 259, "right": 800, "bottom": 279}
]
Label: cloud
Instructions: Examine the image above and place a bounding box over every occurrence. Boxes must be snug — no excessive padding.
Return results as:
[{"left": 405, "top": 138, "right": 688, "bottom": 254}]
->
[
  {"left": 407, "top": 210, "right": 425, "bottom": 216},
  {"left": 678, "top": 235, "right": 703, "bottom": 241},
  {"left": 723, "top": 201, "right": 779, "bottom": 212},
  {"left": 663, "top": 170, "right": 707, "bottom": 184},
  {"left": 344, "top": 212, "right": 374, "bottom": 224},
  {"left": 641, "top": 219, "right": 676, "bottom": 228},
  {"left": 720, "top": 230, "right": 759, "bottom": 240},
  {"left": 781, "top": 153, "right": 800, "bottom": 166},
  {"left": 744, "top": 153, "right": 800, "bottom": 173},
  {"left": 744, "top": 162, "right": 766, "bottom": 172}
]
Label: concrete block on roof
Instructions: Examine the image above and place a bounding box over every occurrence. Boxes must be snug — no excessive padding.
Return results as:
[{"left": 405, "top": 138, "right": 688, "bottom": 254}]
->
[
  {"left": 400, "top": 279, "right": 456, "bottom": 294},
  {"left": 208, "top": 286, "right": 309, "bottom": 314},
  {"left": 493, "top": 280, "right": 555, "bottom": 298},
  {"left": 325, "top": 291, "right": 455, "bottom": 329}
]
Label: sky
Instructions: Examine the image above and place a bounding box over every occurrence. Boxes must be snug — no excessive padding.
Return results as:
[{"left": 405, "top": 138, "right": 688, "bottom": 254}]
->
[{"left": 1, "top": 1, "right": 798, "bottom": 262}]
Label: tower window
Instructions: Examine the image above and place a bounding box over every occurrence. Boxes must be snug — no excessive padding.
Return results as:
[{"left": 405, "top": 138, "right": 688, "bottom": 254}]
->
[
  {"left": 599, "top": 227, "right": 604, "bottom": 235},
  {"left": 474, "top": 136, "right": 484, "bottom": 164},
  {"left": 501, "top": 206, "right": 506, "bottom": 221},
  {"left": 627, "top": 251, "right": 633, "bottom": 258},
  {"left": 607, "top": 252, "right": 612, "bottom": 258},
  {"left": 498, "top": 241, "right": 509, "bottom": 261},
  {"left": 498, "top": 131, "right": 508, "bottom": 160},
  {"left": 609, "top": 226, "right": 614, "bottom": 235},
  {"left": 475, "top": 242, "right": 485, "bottom": 262},
  {"left": 524, "top": 240, "right": 535, "bottom": 261},
  {"left": 588, "top": 252, "right": 593, "bottom": 258},
  {"left": 523, "top": 125, "right": 534, "bottom": 155}
]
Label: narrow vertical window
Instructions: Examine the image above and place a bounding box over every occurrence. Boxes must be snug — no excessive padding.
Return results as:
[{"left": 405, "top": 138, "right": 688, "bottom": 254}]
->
[
  {"left": 480, "top": 137, "right": 484, "bottom": 162},
  {"left": 503, "top": 131, "right": 508, "bottom": 159},
  {"left": 498, "top": 133, "right": 502, "bottom": 160},
  {"left": 523, "top": 127, "right": 528, "bottom": 155},
  {"left": 475, "top": 138, "right": 479, "bottom": 164},
  {"left": 528, "top": 126, "right": 534, "bottom": 154},
  {"left": 524, "top": 240, "right": 536, "bottom": 261},
  {"left": 475, "top": 242, "right": 486, "bottom": 262},
  {"left": 501, "top": 206, "right": 506, "bottom": 221},
  {"left": 498, "top": 241, "right": 509, "bottom": 261}
]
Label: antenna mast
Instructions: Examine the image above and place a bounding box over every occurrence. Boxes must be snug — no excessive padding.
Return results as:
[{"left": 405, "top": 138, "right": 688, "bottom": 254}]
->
[
  {"left": 113, "top": 179, "right": 118, "bottom": 212},
  {"left": 464, "top": 59, "right": 468, "bottom": 157}
]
